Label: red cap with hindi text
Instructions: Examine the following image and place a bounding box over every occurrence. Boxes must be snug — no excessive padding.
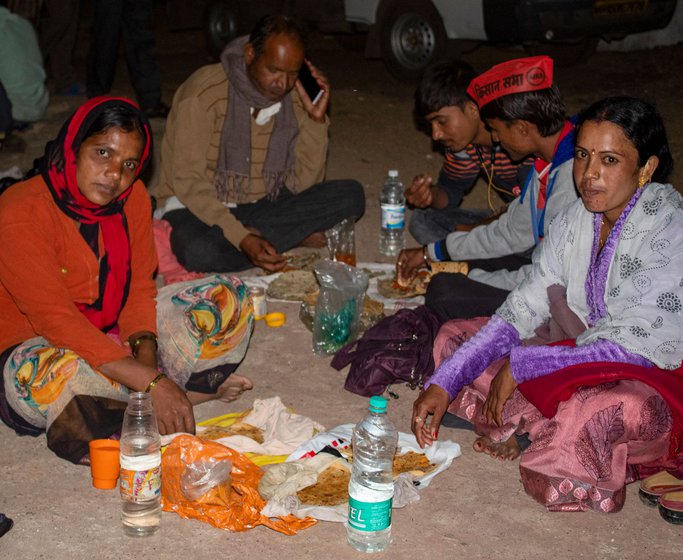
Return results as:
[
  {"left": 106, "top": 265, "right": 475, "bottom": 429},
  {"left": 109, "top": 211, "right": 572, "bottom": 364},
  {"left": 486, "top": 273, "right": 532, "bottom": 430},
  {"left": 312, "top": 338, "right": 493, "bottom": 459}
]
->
[{"left": 467, "top": 56, "right": 553, "bottom": 108}]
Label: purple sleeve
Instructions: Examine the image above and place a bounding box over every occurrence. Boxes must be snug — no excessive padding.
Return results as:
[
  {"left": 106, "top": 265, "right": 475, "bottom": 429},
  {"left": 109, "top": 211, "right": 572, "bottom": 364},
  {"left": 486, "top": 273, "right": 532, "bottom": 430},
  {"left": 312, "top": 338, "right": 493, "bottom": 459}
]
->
[
  {"left": 425, "top": 315, "right": 520, "bottom": 400},
  {"left": 510, "top": 338, "right": 654, "bottom": 384}
]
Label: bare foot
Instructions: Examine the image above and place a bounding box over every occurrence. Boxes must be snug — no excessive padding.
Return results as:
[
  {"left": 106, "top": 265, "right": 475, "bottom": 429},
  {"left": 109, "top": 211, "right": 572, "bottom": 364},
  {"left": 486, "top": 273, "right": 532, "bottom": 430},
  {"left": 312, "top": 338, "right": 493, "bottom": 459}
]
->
[
  {"left": 216, "top": 374, "right": 253, "bottom": 402},
  {"left": 186, "top": 375, "right": 254, "bottom": 405},
  {"left": 299, "top": 231, "right": 327, "bottom": 248},
  {"left": 473, "top": 435, "right": 521, "bottom": 461}
]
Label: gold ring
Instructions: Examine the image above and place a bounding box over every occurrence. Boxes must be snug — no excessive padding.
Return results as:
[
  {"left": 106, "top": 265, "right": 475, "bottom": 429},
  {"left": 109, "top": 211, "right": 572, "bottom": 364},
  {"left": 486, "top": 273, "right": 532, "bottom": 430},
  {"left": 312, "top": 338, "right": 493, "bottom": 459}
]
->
[{"left": 414, "top": 416, "right": 423, "bottom": 423}]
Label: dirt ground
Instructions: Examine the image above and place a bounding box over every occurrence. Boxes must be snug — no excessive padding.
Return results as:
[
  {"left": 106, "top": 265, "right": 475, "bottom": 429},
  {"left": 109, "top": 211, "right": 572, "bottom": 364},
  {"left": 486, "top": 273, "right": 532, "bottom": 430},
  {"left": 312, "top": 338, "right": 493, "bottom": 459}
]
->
[{"left": 1, "top": 10, "right": 682, "bottom": 560}]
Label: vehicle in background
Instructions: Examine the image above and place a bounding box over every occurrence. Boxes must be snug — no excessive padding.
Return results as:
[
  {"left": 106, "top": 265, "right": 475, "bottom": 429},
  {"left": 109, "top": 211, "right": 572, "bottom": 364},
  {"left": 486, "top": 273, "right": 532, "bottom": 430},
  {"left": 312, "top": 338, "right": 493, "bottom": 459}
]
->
[
  {"left": 165, "top": 0, "right": 678, "bottom": 81},
  {"left": 164, "top": 0, "right": 350, "bottom": 59},
  {"left": 346, "top": 0, "right": 678, "bottom": 79}
]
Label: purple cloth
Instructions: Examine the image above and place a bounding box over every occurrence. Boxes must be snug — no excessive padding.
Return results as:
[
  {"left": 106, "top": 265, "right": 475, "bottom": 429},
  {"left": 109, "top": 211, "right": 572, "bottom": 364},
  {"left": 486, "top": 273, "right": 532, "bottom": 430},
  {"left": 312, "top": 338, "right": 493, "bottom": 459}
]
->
[
  {"left": 425, "top": 315, "right": 520, "bottom": 399},
  {"left": 585, "top": 188, "right": 644, "bottom": 326},
  {"left": 510, "top": 338, "right": 653, "bottom": 384}
]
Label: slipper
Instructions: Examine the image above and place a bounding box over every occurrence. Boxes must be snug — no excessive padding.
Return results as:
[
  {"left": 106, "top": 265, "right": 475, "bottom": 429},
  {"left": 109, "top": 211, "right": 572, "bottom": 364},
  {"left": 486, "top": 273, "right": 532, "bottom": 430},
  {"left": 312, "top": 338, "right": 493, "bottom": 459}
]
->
[
  {"left": 638, "top": 470, "right": 683, "bottom": 507},
  {"left": 658, "top": 491, "right": 683, "bottom": 525}
]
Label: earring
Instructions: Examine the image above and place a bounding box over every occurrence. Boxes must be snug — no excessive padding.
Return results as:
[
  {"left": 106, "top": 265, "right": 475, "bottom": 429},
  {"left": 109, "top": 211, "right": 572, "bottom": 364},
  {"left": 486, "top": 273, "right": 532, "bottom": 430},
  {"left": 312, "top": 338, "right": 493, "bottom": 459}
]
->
[{"left": 638, "top": 177, "right": 648, "bottom": 188}]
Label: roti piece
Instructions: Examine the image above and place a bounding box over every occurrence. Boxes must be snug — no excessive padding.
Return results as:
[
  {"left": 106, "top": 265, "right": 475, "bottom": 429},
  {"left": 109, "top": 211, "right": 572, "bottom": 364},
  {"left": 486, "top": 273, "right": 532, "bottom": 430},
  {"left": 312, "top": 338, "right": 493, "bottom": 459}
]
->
[
  {"left": 296, "top": 462, "right": 351, "bottom": 506},
  {"left": 198, "top": 422, "right": 265, "bottom": 444},
  {"left": 282, "top": 252, "right": 321, "bottom": 272},
  {"left": 430, "top": 261, "right": 469, "bottom": 275},
  {"left": 377, "top": 270, "right": 430, "bottom": 299},
  {"left": 267, "top": 270, "right": 319, "bottom": 301},
  {"left": 392, "top": 451, "right": 436, "bottom": 477},
  {"left": 343, "top": 449, "right": 435, "bottom": 479}
]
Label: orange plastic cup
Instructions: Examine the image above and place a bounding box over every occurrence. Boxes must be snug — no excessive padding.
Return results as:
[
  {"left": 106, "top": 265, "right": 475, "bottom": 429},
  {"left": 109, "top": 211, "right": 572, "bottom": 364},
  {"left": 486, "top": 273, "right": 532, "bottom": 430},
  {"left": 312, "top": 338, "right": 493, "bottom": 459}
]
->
[{"left": 89, "top": 439, "right": 121, "bottom": 490}]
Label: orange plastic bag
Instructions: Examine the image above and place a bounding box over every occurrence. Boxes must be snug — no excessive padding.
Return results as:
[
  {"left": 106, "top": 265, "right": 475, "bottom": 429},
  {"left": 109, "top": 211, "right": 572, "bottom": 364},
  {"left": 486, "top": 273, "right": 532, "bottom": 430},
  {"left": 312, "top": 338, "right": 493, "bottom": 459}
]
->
[{"left": 161, "top": 434, "right": 317, "bottom": 534}]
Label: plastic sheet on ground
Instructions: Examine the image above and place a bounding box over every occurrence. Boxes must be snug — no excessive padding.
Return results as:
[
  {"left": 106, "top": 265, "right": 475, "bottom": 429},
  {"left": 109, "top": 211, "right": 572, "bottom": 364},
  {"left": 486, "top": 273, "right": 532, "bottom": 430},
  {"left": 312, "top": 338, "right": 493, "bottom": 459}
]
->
[
  {"left": 259, "top": 424, "right": 461, "bottom": 523},
  {"left": 161, "top": 396, "right": 325, "bottom": 467},
  {"left": 241, "top": 262, "right": 424, "bottom": 309}
]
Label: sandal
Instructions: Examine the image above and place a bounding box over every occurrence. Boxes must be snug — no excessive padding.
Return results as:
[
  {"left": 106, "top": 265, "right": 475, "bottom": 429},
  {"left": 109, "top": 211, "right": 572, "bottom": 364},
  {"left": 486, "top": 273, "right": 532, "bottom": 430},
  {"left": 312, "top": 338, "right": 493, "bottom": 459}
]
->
[
  {"left": 639, "top": 470, "right": 683, "bottom": 507},
  {"left": 658, "top": 491, "right": 683, "bottom": 525}
]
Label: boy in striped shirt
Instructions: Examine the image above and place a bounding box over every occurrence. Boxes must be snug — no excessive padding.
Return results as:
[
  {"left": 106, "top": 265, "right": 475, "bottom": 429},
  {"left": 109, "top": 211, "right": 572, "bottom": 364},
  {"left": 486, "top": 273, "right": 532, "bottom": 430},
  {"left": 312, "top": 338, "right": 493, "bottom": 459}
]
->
[
  {"left": 398, "top": 56, "right": 578, "bottom": 320},
  {"left": 407, "top": 59, "right": 533, "bottom": 244}
]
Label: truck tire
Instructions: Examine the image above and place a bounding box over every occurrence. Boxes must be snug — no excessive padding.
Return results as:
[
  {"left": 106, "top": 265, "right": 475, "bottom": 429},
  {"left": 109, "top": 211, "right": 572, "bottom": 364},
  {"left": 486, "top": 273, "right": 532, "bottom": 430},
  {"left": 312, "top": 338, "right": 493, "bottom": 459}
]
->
[
  {"left": 378, "top": 0, "right": 447, "bottom": 81},
  {"left": 204, "top": 0, "right": 241, "bottom": 60}
]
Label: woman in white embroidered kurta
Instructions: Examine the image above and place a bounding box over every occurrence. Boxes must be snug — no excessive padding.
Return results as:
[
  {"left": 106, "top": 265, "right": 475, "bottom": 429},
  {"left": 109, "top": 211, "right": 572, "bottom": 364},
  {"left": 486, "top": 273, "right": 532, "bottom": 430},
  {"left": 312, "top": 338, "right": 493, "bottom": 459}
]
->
[{"left": 412, "top": 96, "right": 683, "bottom": 512}]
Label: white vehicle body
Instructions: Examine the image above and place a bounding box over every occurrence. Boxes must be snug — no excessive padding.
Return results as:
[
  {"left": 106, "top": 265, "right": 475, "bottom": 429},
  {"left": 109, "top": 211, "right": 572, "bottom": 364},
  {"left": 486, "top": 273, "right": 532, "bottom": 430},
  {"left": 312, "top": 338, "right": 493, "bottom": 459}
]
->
[{"left": 344, "top": 0, "right": 487, "bottom": 39}]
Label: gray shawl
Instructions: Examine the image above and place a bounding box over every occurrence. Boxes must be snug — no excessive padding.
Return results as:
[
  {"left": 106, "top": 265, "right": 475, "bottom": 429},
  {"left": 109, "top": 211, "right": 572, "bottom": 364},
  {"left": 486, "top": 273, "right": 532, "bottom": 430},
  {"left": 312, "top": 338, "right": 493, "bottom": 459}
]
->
[{"left": 216, "top": 36, "right": 298, "bottom": 202}]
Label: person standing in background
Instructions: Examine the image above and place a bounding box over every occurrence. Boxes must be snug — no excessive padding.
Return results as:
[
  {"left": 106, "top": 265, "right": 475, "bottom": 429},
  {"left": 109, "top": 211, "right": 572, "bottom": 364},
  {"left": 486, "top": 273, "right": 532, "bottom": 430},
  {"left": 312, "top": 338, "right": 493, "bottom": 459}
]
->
[
  {"left": 0, "top": 1, "right": 49, "bottom": 126},
  {"left": 86, "top": 0, "right": 169, "bottom": 118},
  {"left": 39, "top": 0, "right": 83, "bottom": 96},
  {"left": 0, "top": 81, "right": 23, "bottom": 152}
]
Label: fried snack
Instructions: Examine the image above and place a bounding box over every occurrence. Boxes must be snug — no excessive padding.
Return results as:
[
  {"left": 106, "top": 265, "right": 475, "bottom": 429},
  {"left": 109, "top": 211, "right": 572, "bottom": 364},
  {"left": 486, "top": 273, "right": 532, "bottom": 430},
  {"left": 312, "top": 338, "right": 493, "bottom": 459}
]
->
[
  {"left": 430, "top": 260, "right": 469, "bottom": 275},
  {"left": 198, "top": 422, "right": 265, "bottom": 444},
  {"left": 392, "top": 451, "right": 436, "bottom": 477},
  {"left": 296, "top": 462, "right": 351, "bottom": 506}
]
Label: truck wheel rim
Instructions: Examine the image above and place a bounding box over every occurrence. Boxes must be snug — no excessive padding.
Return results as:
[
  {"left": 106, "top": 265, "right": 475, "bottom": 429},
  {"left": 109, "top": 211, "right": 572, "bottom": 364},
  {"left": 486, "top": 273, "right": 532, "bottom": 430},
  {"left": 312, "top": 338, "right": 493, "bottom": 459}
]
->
[{"left": 390, "top": 13, "right": 437, "bottom": 69}]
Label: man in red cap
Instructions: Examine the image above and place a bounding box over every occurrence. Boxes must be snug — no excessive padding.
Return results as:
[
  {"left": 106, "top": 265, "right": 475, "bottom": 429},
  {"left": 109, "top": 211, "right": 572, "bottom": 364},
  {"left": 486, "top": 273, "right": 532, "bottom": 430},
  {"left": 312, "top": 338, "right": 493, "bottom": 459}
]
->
[{"left": 398, "top": 56, "right": 578, "bottom": 321}]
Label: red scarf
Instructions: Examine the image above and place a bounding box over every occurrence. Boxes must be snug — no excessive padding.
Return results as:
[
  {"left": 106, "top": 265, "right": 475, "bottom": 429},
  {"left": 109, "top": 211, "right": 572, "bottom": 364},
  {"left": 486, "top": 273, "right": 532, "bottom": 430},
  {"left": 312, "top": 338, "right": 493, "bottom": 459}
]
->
[{"left": 40, "top": 97, "right": 152, "bottom": 332}]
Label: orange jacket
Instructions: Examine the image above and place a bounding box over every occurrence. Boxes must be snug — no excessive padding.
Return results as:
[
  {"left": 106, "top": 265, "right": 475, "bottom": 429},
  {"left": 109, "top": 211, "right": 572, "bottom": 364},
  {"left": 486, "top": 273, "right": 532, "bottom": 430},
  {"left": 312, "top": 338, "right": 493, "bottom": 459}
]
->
[{"left": 0, "top": 175, "right": 158, "bottom": 367}]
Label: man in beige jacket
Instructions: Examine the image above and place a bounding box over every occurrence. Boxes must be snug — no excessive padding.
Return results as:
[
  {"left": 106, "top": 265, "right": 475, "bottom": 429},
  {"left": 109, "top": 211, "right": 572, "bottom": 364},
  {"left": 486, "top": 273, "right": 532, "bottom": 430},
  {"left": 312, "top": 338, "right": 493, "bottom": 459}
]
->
[{"left": 154, "top": 15, "right": 364, "bottom": 272}]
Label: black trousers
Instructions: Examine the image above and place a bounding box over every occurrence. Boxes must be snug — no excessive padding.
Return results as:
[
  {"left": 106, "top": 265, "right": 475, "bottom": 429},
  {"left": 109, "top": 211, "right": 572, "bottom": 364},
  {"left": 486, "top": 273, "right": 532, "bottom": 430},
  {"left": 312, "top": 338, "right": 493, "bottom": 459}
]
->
[
  {"left": 0, "top": 82, "right": 11, "bottom": 136},
  {"left": 40, "top": 0, "right": 80, "bottom": 91},
  {"left": 425, "top": 252, "right": 532, "bottom": 321},
  {"left": 86, "top": 0, "right": 162, "bottom": 109},
  {"left": 164, "top": 179, "right": 366, "bottom": 272}
]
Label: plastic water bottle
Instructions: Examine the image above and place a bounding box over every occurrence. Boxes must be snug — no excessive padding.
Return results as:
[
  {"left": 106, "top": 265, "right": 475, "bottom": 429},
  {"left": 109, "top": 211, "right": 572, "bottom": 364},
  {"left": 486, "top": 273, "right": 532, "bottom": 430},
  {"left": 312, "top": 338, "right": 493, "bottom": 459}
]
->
[
  {"left": 347, "top": 396, "right": 398, "bottom": 553},
  {"left": 120, "top": 392, "right": 162, "bottom": 537},
  {"left": 379, "top": 170, "right": 405, "bottom": 256}
]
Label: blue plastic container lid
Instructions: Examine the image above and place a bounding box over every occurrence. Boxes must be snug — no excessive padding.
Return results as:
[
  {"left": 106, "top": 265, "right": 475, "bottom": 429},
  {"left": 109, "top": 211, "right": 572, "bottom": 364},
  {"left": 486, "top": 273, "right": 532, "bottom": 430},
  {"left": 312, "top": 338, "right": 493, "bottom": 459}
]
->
[{"left": 369, "top": 396, "right": 387, "bottom": 413}]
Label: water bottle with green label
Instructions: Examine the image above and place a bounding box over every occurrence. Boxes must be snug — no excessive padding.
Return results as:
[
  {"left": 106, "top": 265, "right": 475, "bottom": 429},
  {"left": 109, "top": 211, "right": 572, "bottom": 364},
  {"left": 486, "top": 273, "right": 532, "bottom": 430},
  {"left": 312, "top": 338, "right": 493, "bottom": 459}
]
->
[{"left": 346, "top": 396, "right": 398, "bottom": 552}]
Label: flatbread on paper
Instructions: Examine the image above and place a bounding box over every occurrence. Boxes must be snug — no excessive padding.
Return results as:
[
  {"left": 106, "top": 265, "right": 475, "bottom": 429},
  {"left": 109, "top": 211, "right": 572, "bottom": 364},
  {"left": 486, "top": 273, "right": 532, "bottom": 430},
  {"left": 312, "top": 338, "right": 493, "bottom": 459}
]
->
[
  {"left": 296, "top": 462, "right": 351, "bottom": 506},
  {"left": 266, "top": 270, "right": 319, "bottom": 301},
  {"left": 377, "top": 270, "right": 430, "bottom": 299},
  {"left": 198, "top": 422, "right": 265, "bottom": 444},
  {"left": 282, "top": 252, "right": 321, "bottom": 272}
]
